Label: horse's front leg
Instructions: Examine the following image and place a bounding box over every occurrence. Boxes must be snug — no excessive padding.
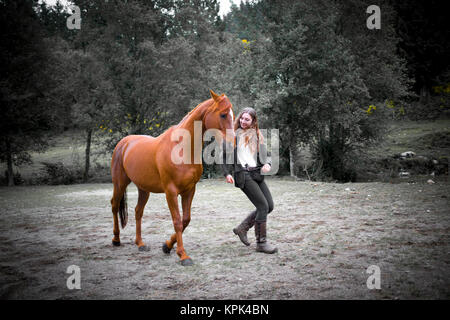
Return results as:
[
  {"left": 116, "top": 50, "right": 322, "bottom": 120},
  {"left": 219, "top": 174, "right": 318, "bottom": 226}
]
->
[
  {"left": 164, "top": 188, "right": 193, "bottom": 266},
  {"left": 163, "top": 187, "right": 195, "bottom": 256}
]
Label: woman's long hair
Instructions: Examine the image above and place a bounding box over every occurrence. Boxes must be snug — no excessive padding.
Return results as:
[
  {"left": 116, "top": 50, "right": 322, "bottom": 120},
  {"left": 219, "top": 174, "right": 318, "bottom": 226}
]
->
[{"left": 234, "top": 107, "right": 264, "bottom": 154}]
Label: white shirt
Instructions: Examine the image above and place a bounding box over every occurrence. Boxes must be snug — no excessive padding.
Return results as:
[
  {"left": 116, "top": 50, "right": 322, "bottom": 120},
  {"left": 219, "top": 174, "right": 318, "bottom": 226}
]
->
[{"left": 237, "top": 144, "right": 257, "bottom": 168}]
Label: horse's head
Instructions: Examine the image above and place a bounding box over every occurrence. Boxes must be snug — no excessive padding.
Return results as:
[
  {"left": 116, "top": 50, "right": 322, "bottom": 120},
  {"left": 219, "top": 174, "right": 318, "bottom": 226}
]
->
[{"left": 204, "top": 89, "right": 235, "bottom": 143}]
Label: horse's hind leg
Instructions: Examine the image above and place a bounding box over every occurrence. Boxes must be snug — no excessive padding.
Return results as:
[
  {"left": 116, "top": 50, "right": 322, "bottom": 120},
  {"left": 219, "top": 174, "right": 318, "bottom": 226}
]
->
[
  {"left": 111, "top": 183, "right": 126, "bottom": 246},
  {"left": 135, "top": 188, "right": 150, "bottom": 251}
]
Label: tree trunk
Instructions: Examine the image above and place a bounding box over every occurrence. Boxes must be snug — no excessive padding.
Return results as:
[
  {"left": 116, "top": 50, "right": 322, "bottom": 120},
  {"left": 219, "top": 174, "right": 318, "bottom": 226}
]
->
[
  {"left": 289, "top": 145, "right": 296, "bottom": 177},
  {"left": 84, "top": 129, "right": 92, "bottom": 182},
  {"left": 420, "top": 84, "right": 429, "bottom": 104},
  {"left": 5, "top": 138, "right": 14, "bottom": 186}
]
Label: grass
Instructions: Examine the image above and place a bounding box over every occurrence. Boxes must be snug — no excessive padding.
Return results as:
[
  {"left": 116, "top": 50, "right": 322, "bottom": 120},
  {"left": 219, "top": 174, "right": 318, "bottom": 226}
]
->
[
  {"left": 0, "top": 129, "right": 112, "bottom": 184},
  {"left": 368, "top": 118, "right": 450, "bottom": 159}
]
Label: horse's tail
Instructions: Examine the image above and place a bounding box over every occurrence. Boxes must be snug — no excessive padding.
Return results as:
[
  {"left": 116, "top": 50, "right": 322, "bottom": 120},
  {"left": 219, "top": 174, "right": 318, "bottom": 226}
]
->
[
  {"left": 111, "top": 137, "right": 130, "bottom": 229},
  {"left": 119, "top": 189, "right": 128, "bottom": 229}
]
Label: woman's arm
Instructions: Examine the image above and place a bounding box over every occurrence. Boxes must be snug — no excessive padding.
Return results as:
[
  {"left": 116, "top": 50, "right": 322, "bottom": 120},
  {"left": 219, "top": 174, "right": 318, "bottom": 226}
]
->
[
  {"left": 258, "top": 143, "right": 272, "bottom": 173},
  {"left": 221, "top": 141, "right": 234, "bottom": 180}
]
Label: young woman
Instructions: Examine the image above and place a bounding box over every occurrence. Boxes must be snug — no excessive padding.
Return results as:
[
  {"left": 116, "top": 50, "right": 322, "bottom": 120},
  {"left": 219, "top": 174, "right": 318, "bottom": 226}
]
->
[{"left": 221, "top": 107, "right": 277, "bottom": 254}]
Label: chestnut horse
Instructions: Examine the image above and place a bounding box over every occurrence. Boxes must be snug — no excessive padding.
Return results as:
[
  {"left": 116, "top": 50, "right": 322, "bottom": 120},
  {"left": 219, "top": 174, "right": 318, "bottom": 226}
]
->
[{"left": 110, "top": 90, "right": 234, "bottom": 266}]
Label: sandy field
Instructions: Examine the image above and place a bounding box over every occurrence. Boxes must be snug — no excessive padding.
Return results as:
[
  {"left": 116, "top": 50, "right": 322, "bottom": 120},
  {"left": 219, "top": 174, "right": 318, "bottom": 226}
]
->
[{"left": 0, "top": 176, "right": 448, "bottom": 299}]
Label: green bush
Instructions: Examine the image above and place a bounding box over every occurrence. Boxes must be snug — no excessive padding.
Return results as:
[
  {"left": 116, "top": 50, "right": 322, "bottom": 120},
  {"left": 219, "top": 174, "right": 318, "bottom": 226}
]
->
[
  {"left": 309, "top": 138, "right": 357, "bottom": 182},
  {"left": 38, "top": 161, "right": 83, "bottom": 185},
  {"left": 202, "top": 163, "right": 223, "bottom": 179},
  {"left": 407, "top": 96, "right": 450, "bottom": 120},
  {"left": 1, "top": 171, "right": 25, "bottom": 186}
]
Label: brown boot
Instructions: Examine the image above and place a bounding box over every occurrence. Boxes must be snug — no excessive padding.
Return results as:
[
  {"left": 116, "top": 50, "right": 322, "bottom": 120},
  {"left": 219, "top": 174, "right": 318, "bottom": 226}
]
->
[
  {"left": 255, "top": 221, "right": 278, "bottom": 254},
  {"left": 233, "top": 211, "right": 256, "bottom": 246}
]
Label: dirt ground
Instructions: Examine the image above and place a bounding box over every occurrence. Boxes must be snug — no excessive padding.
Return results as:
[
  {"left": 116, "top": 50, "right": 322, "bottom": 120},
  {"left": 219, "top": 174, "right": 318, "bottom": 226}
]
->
[{"left": 0, "top": 176, "right": 449, "bottom": 300}]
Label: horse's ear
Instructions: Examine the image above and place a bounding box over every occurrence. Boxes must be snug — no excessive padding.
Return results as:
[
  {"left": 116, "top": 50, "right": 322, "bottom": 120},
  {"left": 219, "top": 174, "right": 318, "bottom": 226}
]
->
[{"left": 210, "top": 89, "right": 220, "bottom": 102}]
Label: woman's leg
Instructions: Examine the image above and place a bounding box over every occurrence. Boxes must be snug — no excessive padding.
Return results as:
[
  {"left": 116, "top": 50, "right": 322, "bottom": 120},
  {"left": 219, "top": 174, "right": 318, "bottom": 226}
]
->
[
  {"left": 233, "top": 210, "right": 256, "bottom": 246},
  {"left": 240, "top": 174, "right": 277, "bottom": 253},
  {"left": 241, "top": 174, "right": 270, "bottom": 222},
  {"left": 232, "top": 174, "right": 264, "bottom": 246},
  {"left": 257, "top": 180, "right": 274, "bottom": 215}
]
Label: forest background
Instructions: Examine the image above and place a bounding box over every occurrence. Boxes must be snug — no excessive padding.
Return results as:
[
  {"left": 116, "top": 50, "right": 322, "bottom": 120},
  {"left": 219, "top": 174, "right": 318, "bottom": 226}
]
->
[{"left": 1, "top": 0, "right": 449, "bottom": 186}]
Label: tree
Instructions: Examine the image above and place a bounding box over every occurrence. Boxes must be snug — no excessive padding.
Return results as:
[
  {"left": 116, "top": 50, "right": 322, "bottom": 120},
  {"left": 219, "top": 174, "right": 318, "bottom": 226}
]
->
[
  {"left": 223, "top": 1, "right": 257, "bottom": 41},
  {"left": 165, "top": 0, "right": 220, "bottom": 41},
  {"left": 0, "top": 0, "right": 56, "bottom": 186},
  {"left": 335, "top": 0, "right": 412, "bottom": 104},
  {"left": 53, "top": 41, "right": 118, "bottom": 181},
  {"left": 37, "top": 0, "right": 74, "bottom": 40},
  {"left": 89, "top": 0, "right": 224, "bottom": 153},
  {"left": 47, "top": 0, "right": 168, "bottom": 175},
  {"left": 393, "top": 0, "right": 450, "bottom": 102},
  {"left": 230, "top": 0, "right": 373, "bottom": 179},
  {"left": 221, "top": 0, "right": 413, "bottom": 180}
]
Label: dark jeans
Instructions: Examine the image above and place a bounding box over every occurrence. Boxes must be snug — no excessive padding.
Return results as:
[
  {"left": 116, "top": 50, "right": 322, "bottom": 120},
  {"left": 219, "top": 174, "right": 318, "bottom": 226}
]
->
[{"left": 241, "top": 171, "right": 274, "bottom": 222}]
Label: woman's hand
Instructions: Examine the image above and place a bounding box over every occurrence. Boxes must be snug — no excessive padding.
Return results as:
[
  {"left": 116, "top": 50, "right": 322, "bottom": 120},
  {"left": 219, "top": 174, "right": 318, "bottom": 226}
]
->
[
  {"left": 261, "top": 164, "right": 271, "bottom": 173},
  {"left": 226, "top": 174, "right": 234, "bottom": 184}
]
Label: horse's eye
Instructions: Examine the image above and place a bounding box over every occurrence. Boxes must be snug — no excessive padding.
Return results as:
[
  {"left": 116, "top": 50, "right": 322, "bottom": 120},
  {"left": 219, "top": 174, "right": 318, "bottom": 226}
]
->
[{"left": 220, "top": 114, "right": 227, "bottom": 119}]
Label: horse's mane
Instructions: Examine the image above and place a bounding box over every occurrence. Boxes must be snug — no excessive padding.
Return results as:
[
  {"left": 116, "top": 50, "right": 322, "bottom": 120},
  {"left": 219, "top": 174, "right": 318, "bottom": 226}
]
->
[{"left": 177, "top": 98, "right": 215, "bottom": 127}]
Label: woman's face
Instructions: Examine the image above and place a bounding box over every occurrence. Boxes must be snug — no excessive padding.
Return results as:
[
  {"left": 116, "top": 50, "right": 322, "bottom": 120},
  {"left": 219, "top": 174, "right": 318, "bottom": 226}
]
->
[{"left": 240, "top": 112, "right": 253, "bottom": 129}]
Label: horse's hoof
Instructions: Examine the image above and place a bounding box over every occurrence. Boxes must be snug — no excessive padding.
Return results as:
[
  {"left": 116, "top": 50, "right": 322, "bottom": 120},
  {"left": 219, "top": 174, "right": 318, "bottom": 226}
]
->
[
  {"left": 138, "top": 245, "right": 150, "bottom": 252},
  {"left": 112, "top": 240, "right": 121, "bottom": 247},
  {"left": 180, "top": 258, "right": 193, "bottom": 266},
  {"left": 162, "top": 242, "right": 171, "bottom": 254}
]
